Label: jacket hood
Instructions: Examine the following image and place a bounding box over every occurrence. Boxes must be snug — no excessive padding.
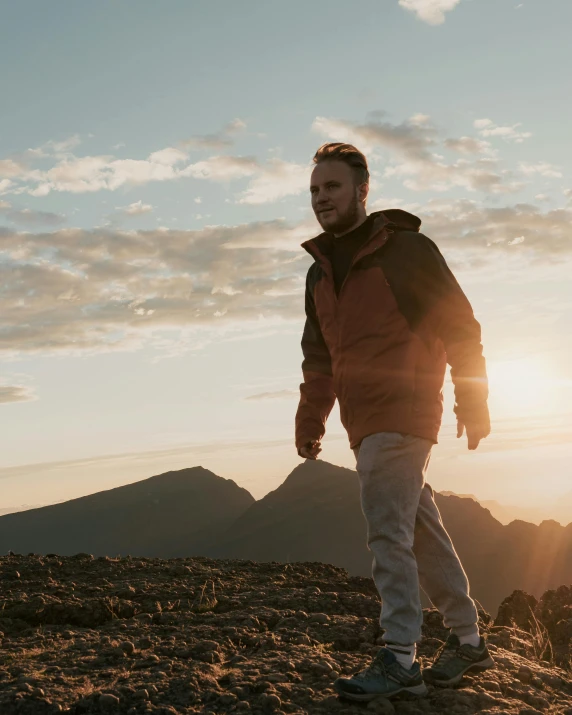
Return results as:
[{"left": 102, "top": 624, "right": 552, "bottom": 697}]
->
[{"left": 377, "top": 208, "right": 421, "bottom": 232}]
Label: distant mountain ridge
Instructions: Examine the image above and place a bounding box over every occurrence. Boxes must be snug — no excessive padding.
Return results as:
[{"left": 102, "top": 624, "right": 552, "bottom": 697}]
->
[
  {"left": 0, "top": 461, "right": 570, "bottom": 614},
  {"left": 438, "top": 490, "right": 572, "bottom": 526},
  {"left": 0, "top": 467, "right": 253, "bottom": 558}
]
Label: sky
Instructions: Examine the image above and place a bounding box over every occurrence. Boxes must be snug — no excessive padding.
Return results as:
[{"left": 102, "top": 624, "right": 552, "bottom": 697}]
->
[{"left": 1, "top": 0, "right": 571, "bottom": 521}]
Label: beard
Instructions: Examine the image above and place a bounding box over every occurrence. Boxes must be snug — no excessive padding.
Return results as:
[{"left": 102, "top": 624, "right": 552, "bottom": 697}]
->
[{"left": 317, "top": 196, "right": 360, "bottom": 235}]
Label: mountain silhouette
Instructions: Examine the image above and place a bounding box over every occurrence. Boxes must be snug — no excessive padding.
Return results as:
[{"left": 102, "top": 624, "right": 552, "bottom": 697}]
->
[
  {"left": 0, "top": 460, "right": 570, "bottom": 614},
  {"left": 439, "top": 490, "right": 570, "bottom": 526},
  {"left": 0, "top": 467, "right": 253, "bottom": 558}
]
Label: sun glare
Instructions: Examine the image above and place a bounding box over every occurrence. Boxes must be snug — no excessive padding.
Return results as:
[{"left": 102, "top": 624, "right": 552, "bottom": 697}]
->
[{"left": 487, "top": 358, "right": 552, "bottom": 415}]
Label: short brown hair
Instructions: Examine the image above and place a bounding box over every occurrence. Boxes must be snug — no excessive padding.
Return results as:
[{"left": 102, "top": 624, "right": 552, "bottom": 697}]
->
[{"left": 312, "top": 142, "right": 369, "bottom": 186}]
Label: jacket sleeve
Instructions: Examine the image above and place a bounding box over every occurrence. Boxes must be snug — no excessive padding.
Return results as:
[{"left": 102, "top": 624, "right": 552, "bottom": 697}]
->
[
  {"left": 295, "top": 265, "right": 337, "bottom": 454},
  {"left": 412, "top": 236, "right": 490, "bottom": 428}
]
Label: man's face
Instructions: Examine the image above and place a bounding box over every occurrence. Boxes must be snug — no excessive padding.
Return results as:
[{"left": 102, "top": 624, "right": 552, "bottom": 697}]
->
[{"left": 310, "top": 160, "right": 365, "bottom": 235}]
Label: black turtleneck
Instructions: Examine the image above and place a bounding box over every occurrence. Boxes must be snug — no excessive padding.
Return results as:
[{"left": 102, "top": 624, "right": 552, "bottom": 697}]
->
[{"left": 330, "top": 214, "right": 375, "bottom": 297}]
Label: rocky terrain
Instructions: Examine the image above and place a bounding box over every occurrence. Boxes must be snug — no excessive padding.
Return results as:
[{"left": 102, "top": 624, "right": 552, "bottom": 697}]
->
[{"left": 0, "top": 553, "right": 571, "bottom": 714}]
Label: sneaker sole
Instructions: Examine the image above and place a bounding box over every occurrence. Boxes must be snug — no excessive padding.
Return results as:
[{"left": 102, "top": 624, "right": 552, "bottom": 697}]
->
[
  {"left": 423, "top": 655, "right": 495, "bottom": 687},
  {"left": 334, "top": 681, "right": 428, "bottom": 702}
]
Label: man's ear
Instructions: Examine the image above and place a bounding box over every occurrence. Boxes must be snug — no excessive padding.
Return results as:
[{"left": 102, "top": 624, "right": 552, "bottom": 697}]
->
[{"left": 358, "top": 182, "right": 369, "bottom": 205}]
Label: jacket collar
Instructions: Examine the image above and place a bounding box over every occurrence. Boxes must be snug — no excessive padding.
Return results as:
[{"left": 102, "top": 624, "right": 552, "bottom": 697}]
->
[{"left": 301, "top": 209, "right": 421, "bottom": 268}]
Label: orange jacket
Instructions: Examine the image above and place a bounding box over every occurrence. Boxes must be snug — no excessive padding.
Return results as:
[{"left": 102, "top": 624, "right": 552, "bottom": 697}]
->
[{"left": 295, "top": 210, "right": 489, "bottom": 455}]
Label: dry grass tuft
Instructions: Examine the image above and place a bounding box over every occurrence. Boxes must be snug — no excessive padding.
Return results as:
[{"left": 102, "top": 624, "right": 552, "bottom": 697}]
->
[{"left": 192, "top": 579, "right": 218, "bottom": 613}]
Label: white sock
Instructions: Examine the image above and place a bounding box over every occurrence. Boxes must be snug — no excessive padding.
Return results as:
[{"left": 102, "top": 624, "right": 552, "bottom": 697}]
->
[
  {"left": 458, "top": 630, "right": 481, "bottom": 648},
  {"left": 385, "top": 643, "right": 416, "bottom": 669}
]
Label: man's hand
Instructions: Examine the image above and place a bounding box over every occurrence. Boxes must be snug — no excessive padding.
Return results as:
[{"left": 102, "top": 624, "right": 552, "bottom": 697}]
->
[
  {"left": 457, "top": 419, "right": 490, "bottom": 450},
  {"left": 298, "top": 439, "right": 322, "bottom": 460}
]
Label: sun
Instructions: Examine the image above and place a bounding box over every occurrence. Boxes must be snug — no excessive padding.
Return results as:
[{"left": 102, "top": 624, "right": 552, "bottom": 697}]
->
[{"left": 486, "top": 358, "right": 550, "bottom": 415}]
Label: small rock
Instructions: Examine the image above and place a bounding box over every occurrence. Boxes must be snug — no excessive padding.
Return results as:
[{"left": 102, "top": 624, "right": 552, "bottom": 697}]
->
[
  {"left": 527, "top": 695, "right": 550, "bottom": 711},
  {"left": 311, "top": 663, "right": 332, "bottom": 675},
  {"left": 31, "top": 688, "right": 45, "bottom": 697},
  {"left": 99, "top": 693, "right": 120, "bottom": 707},
  {"left": 367, "top": 696, "right": 395, "bottom": 714},
  {"left": 541, "top": 673, "right": 561, "bottom": 688},
  {"left": 259, "top": 692, "right": 281, "bottom": 710},
  {"left": 518, "top": 666, "right": 533, "bottom": 683},
  {"left": 219, "top": 693, "right": 238, "bottom": 705},
  {"left": 481, "top": 679, "right": 501, "bottom": 692},
  {"left": 119, "top": 641, "right": 135, "bottom": 655},
  {"left": 309, "top": 613, "right": 330, "bottom": 623},
  {"left": 134, "top": 689, "right": 149, "bottom": 700}
]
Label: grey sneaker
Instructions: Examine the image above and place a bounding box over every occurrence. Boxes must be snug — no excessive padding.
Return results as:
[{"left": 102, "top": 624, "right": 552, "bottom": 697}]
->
[
  {"left": 423, "top": 633, "right": 495, "bottom": 686},
  {"left": 334, "top": 647, "right": 428, "bottom": 702}
]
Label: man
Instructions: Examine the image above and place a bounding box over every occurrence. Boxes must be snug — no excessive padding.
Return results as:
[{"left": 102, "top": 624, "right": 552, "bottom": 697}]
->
[{"left": 294, "top": 142, "right": 493, "bottom": 701}]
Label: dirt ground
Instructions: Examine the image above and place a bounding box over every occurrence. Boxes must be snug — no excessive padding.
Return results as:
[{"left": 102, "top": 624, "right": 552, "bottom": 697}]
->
[{"left": 0, "top": 553, "right": 570, "bottom": 714}]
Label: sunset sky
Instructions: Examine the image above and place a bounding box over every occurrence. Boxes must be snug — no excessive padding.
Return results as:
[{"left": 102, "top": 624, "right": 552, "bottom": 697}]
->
[{"left": 1, "top": 0, "right": 571, "bottom": 521}]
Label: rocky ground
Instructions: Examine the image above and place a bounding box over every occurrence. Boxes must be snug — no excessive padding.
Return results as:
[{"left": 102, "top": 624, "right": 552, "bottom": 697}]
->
[{"left": 0, "top": 553, "right": 570, "bottom": 715}]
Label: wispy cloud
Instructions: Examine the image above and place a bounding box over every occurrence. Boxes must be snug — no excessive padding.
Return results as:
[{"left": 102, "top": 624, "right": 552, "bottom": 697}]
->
[
  {"left": 0, "top": 202, "right": 66, "bottom": 227},
  {"left": 236, "top": 159, "right": 309, "bottom": 204},
  {"left": 313, "top": 113, "right": 525, "bottom": 194},
  {"left": 474, "top": 118, "right": 532, "bottom": 143},
  {"left": 398, "top": 0, "right": 462, "bottom": 26},
  {"left": 313, "top": 113, "right": 438, "bottom": 162},
  {"left": 0, "top": 218, "right": 311, "bottom": 358},
  {"left": 182, "top": 118, "right": 247, "bottom": 150},
  {"left": 116, "top": 200, "right": 154, "bottom": 216},
  {"left": 518, "top": 161, "right": 562, "bottom": 178},
  {"left": 0, "top": 384, "right": 37, "bottom": 404},
  {"left": 0, "top": 197, "right": 570, "bottom": 359}
]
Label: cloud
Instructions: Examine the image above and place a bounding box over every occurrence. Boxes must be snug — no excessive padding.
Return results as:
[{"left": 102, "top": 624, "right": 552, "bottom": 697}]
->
[
  {"left": 0, "top": 159, "right": 27, "bottom": 178},
  {"left": 518, "top": 161, "right": 562, "bottom": 178},
  {"left": 407, "top": 198, "right": 572, "bottom": 255},
  {"left": 313, "top": 113, "right": 437, "bottom": 162},
  {"left": 116, "top": 200, "right": 154, "bottom": 216},
  {"left": 1, "top": 197, "right": 570, "bottom": 360},
  {"left": 27, "top": 150, "right": 190, "bottom": 195},
  {"left": 313, "top": 113, "right": 534, "bottom": 195},
  {"left": 147, "top": 147, "right": 189, "bottom": 166},
  {"left": 0, "top": 219, "right": 312, "bottom": 358},
  {"left": 181, "top": 155, "right": 259, "bottom": 181},
  {"left": 398, "top": 0, "right": 461, "bottom": 25},
  {"left": 444, "top": 136, "right": 493, "bottom": 155},
  {"left": 0, "top": 384, "right": 37, "bottom": 404},
  {"left": 183, "top": 118, "right": 247, "bottom": 150},
  {"left": 385, "top": 158, "right": 524, "bottom": 194},
  {"left": 0, "top": 205, "right": 66, "bottom": 227},
  {"left": 474, "top": 118, "right": 532, "bottom": 143},
  {"left": 236, "top": 159, "right": 309, "bottom": 204},
  {"left": 180, "top": 155, "right": 309, "bottom": 204}
]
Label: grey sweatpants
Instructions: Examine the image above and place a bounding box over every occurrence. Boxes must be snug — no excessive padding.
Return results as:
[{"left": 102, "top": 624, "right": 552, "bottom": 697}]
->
[{"left": 352, "top": 432, "right": 479, "bottom": 646}]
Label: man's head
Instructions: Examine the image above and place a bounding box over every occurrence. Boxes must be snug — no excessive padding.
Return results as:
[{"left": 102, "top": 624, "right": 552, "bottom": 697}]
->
[{"left": 310, "top": 142, "right": 369, "bottom": 236}]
